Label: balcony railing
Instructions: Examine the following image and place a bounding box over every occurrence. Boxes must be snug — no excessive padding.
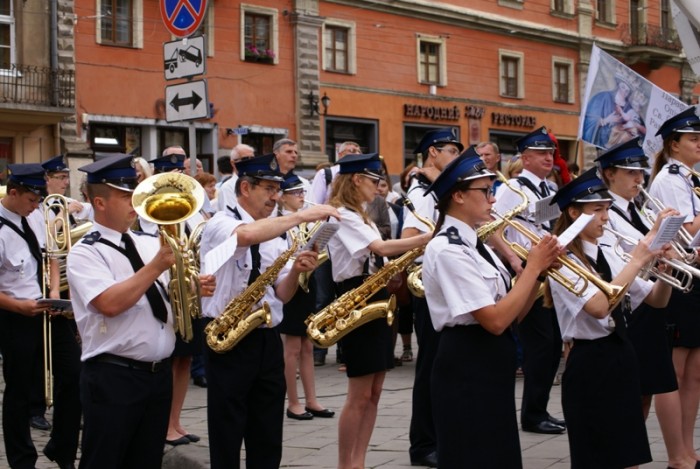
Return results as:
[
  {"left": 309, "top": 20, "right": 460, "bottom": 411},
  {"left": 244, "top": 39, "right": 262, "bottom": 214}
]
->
[
  {"left": 0, "top": 64, "right": 75, "bottom": 108},
  {"left": 620, "top": 24, "right": 682, "bottom": 51}
]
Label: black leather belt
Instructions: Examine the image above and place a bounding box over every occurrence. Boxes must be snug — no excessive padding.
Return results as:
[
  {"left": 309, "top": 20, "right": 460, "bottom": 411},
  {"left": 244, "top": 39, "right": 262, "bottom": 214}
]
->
[{"left": 89, "top": 353, "right": 170, "bottom": 373}]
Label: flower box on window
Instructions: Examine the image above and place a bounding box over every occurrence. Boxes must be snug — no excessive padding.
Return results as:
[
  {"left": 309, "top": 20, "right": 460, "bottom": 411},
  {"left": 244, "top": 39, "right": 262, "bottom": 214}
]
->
[{"left": 244, "top": 45, "right": 275, "bottom": 64}]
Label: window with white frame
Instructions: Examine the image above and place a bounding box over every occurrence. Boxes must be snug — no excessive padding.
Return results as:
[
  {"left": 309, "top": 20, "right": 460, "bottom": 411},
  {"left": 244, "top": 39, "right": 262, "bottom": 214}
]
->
[
  {"left": 552, "top": 0, "right": 574, "bottom": 14},
  {"left": 499, "top": 50, "right": 524, "bottom": 99},
  {"left": 241, "top": 4, "right": 278, "bottom": 65},
  {"left": 323, "top": 19, "right": 356, "bottom": 74},
  {"left": 96, "top": 0, "right": 143, "bottom": 48},
  {"left": 0, "top": 0, "right": 14, "bottom": 68},
  {"left": 417, "top": 35, "right": 447, "bottom": 86},
  {"left": 596, "top": 0, "right": 615, "bottom": 23},
  {"left": 553, "top": 58, "right": 574, "bottom": 103}
]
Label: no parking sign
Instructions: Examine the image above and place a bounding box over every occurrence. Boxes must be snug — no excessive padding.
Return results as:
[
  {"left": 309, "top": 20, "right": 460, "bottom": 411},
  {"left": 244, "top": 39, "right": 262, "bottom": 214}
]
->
[{"left": 160, "top": 0, "right": 208, "bottom": 38}]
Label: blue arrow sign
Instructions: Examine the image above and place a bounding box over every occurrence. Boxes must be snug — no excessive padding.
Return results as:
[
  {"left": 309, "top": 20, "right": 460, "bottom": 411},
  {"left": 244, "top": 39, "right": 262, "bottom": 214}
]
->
[{"left": 160, "top": 0, "right": 208, "bottom": 38}]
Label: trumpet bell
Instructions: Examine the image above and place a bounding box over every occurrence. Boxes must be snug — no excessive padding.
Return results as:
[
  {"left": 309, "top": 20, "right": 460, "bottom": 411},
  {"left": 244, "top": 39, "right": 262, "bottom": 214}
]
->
[{"left": 132, "top": 173, "right": 205, "bottom": 225}]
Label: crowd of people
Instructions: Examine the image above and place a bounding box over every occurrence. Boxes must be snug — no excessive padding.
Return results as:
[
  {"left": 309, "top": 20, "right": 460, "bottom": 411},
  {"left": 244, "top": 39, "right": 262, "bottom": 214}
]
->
[{"left": 2, "top": 108, "right": 700, "bottom": 469}]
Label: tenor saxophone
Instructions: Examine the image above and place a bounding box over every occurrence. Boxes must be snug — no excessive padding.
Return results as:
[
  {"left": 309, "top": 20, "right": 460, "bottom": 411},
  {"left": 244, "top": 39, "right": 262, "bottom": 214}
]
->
[
  {"left": 205, "top": 235, "right": 300, "bottom": 353},
  {"left": 306, "top": 245, "right": 424, "bottom": 348}
]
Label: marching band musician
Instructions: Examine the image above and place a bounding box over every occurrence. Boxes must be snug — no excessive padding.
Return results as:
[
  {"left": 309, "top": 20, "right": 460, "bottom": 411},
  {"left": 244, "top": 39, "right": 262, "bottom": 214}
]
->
[
  {"left": 199, "top": 154, "right": 339, "bottom": 469},
  {"left": 403, "top": 128, "right": 462, "bottom": 468},
  {"left": 491, "top": 126, "right": 566, "bottom": 435},
  {"left": 66, "top": 154, "right": 212, "bottom": 469},
  {"left": 596, "top": 137, "right": 695, "bottom": 469},
  {"left": 276, "top": 172, "right": 334, "bottom": 421},
  {"left": 421, "top": 151, "right": 562, "bottom": 468},
  {"left": 0, "top": 164, "right": 75, "bottom": 469},
  {"left": 546, "top": 168, "right": 673, "bottom": 468},
  {"left": 326, "top": 152, "right": 431, "bottom": 469},
  {"left": 649, "top": 106, "right": 700, "bottom": 463}
]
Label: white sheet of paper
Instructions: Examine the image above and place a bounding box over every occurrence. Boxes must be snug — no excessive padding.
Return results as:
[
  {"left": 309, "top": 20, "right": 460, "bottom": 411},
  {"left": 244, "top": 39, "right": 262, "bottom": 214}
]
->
[
  {"left": 690, "top": 229, "right": 700, "bottom": 248},
  {"left": 534, "top": 195, "right": 561, "bottom": 225},
  {"left": 202, "top": 233, "right": 238, "bottom": 276},
  {"left": 301, "top": 222, "right": 339, "bottom": 252},
  {"left": 649, "top": 215, "right": 686, "bottom": 250},
  {"left": 557, "top": 213, "right": 595, "bottom": 247}
]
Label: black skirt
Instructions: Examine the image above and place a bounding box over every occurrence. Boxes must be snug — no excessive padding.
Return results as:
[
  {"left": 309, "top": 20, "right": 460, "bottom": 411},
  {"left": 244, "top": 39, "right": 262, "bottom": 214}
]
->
[
  {"left": 667, "top": 278, "right": 700, "bottom": 348},
  {"left": 278, "top": 273, "right": 317, "bottom": 337},
  {"left": 335, "top": 276, "right": 394, "bottom": 378},
  {"left": 172, "top": 316, "right": 206, "bottom": 357},
  {"left": 431, "top": 325, "right": 521, "bottom": 469},
  {"left": 627, "top": 304, "right": 677, "bottom": 395},
  {"left": 563, "top": 334, "right": 651, "bottom": 468}
]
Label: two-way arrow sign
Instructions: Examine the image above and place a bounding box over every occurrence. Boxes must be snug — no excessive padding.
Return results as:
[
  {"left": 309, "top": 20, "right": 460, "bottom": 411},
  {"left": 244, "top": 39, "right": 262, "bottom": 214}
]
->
[{"left": 165, "top": 80, "right": 208, "bottom": 122}]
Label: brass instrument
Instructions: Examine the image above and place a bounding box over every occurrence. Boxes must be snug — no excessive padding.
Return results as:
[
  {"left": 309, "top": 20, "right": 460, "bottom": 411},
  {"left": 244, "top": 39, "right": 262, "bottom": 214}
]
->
[
  {"left": 401, "top": 198, "right": 436, "bottom": 298},
  {"left": 205, "top": 235, "right": 300, "bottom": 353},
  {"left": 132, "top": 173, "right": 205, "bottom": 342},
  {"left": 306, "top": 245, "right": 425, "bottom": 348},
  {"left": 295, "top": 221, "right": 329, "bottom": 293},
  {"left": 604, "top": 226, "right": 697, "bottom": 292},
  {"left": 638, "top": 185, "right": 697, "bottom": 264},
  {"left": 476, "top": 171, "right": 530, "bottom": 241},
  {"left": 491, "top": 175, "right": 627, "bottom": 308},
  {"left": 686, "top": 166, "right": 700, "bottom": 198}
]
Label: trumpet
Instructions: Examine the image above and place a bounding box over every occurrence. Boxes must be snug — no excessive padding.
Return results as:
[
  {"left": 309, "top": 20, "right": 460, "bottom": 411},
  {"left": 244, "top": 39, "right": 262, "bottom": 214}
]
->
[
  {"left": 492, "top": 176, "right": 627, "bottom": 308},
  {"left": 603, "top": 226, "right": 698, "bottom": 292},
  {"left": 637, "top": 185, "right": 697, "bottom": 264}
]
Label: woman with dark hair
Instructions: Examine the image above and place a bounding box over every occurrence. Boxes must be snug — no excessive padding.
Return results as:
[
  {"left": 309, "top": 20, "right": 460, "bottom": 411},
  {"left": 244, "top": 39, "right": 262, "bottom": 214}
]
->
[
  {"left": 326, "top": 153, "right": 430, "bottom": 469},
  {"left": 422, "top": 150, "right": 561, "bottom": 468},
  {"left": 649, "top": 106, "right": 700, "bottom": 463},
  {"left": 546, "top": 167, "right": 673, "bottom": 468}
]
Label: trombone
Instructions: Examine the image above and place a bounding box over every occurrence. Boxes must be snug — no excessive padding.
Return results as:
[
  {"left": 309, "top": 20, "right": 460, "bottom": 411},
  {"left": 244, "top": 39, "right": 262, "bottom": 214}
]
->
[
  {"left": 603, "top": 226, "right": 697, "bottom": 293},
  {"left": 637, "top": 185, "right": 697, "bottom": 264}
]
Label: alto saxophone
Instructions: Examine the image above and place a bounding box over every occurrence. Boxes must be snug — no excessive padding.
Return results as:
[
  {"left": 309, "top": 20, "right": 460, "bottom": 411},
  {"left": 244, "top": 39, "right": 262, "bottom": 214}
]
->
[
  {"left": 306, "top": 244, "right": 425, "bottom": 348},
  {"left": 402, "top": 198, "right": 435, "bottom": 298},
  {"left": 205, "top": 235, "right": 300, "bottom": 353}
]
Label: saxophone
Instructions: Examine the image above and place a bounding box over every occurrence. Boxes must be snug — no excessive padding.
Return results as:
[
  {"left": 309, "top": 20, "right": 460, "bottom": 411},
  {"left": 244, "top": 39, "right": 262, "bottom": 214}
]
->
[
  {"left": 306, "top": 245, "right": 425, "bottom": 348},
  {"left": 402, "top": 198, "right": 436, "bottom": 298},
  {"left": 205, "top": 235, "right": 300, "bottom": 353}
]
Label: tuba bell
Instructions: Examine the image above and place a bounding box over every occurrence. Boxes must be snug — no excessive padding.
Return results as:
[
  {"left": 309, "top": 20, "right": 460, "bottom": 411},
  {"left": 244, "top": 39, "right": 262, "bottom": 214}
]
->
[{"left": 132, "top": 173, "right": 205, "bottom": 342}]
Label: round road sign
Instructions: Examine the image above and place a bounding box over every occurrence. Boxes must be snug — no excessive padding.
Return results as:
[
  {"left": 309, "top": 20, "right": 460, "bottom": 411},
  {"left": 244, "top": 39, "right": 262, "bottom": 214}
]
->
[{"left": 160, "top": 0, "right": 208, "bottom": 38}]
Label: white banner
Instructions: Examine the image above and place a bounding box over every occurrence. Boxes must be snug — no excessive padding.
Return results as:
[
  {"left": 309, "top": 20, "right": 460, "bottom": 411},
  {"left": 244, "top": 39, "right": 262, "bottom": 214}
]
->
[
  {"left": 578, "top": 45, "right": 687, "bottom": 157},
  {"left": 672, "top": 0, "right": 700, "bottom": 77}
]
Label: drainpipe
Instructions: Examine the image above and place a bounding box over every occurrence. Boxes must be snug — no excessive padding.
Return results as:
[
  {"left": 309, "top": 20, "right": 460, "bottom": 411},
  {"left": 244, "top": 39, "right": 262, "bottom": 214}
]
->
[{"left": 50, "top": 0, "right": 58, "bottom": 106}]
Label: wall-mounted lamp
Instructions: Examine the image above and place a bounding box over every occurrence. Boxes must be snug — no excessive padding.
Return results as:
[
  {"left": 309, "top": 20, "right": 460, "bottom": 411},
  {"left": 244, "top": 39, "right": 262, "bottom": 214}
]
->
[{"left": 309, "top": 92, "right": 331, "bottom": 116}]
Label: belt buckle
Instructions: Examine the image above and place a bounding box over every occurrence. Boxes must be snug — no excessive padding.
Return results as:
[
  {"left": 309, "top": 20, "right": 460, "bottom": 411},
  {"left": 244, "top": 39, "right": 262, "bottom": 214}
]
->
[{"left": 150, "top": 361, "right": 159, "bottom": 373}]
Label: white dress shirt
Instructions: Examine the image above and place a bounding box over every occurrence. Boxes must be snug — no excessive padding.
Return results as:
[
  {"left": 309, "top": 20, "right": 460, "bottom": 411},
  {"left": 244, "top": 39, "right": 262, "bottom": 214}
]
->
[
  {"left": 327, "top": 206, "right": 384, "bottom": 283},
  {"left": 0, "top": 204, "right": 45, "bottom": 302}
]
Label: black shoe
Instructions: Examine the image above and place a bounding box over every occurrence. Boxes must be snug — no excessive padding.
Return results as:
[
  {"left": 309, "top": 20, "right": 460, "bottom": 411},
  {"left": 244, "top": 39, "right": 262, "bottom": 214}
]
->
[
  {"left": 43, "top": 446, "right": 75, "bottom": 469},
  {"left": 30, "top": 415, "right": 51, "bottom": 431},
  {"left": 547, "top": 415, "right": 566, "bottom": 427},
  {"left": 165, "top": 436, "right": 190, "bottom": 446},
  {"left": 286, "top": 409, "right": 313, "bottom": 420},
  {"left": 305, "top": 406, "right": 335, "bottom": 418},
  {"left": 314, "top": 355, "right": 326, "bottom": 366},
  {"left": 411, "top": 451, "right": 438, "bottom": 467},
  {"left": 522, "top": 420, "right": 566, "bottom": 434},
  {"left": 192, "top": 376, "right": 207, "bottom": 388}
]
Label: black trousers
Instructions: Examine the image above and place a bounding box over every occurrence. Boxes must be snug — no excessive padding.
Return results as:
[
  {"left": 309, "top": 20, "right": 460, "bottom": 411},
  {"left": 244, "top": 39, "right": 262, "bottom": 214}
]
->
[
  {"left": 78, "top": 358, "right": 172, "bottom": 469},
  {"left": 206, "top": 327, "right": 285, "bottom": 469},
  {"left": 518, "top": 298, "right": 563, "bottom": 428},
  {"left": 409, "top": 295, "right": 440, "bottom": 461}
]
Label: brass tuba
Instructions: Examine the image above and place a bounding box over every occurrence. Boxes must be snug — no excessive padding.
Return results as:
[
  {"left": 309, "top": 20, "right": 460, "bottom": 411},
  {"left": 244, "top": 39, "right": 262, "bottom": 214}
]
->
[
  {"left": 205, "top": 235, "right": 300, "bottom": 353},
  {"left": 132, "top": 173, "right": 205, "bottom": 342},
  {"left": 306, "top": 244, "right": 424, "bottom": 348}
]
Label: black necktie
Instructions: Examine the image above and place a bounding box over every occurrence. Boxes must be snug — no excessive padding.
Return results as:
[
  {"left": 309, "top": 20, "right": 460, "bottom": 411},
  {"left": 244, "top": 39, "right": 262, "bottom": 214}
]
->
[
  {"left": 539, "top": 181, "right": 550, "bottom": 198},
  {"left": 121, "top": 233, "right": 168, "bottom": 323},
  {"left": 21, "top": 217, "right": 43, "bottom": 289},
  {"left": 476, "top": 239, "right": 498, "bottom": 269},
  {"left": 627, "top": 202, "right": 649, "bottom": 235},
  {"left": 248, "top": 243, "right": 261, "bottom": 285},
  {"left": 591, "top": 247, "right": 626, "bottom": 339},
  {"left": 691, "top": 174, "right": 700, "bottom": 189}
]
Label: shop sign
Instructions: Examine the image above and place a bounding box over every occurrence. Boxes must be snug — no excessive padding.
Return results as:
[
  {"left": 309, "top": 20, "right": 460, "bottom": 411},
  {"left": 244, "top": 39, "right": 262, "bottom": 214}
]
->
[{"left": 491, "top": 112, "right": 537, "bottom": 128}]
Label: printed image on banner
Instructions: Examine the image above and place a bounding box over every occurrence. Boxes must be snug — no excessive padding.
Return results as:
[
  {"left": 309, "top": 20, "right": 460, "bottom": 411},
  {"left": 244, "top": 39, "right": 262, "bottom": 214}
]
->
[
  {"left": 578, "top": 45, "right": 687, "bottom": 158},
  {"left": 160, "top": 0, "right": 208, "bottom": 38}
]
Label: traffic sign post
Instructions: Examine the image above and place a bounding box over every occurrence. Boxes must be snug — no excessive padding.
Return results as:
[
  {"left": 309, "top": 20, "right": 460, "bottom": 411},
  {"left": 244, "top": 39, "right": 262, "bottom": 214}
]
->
[
  {"left": 160, "top": 0, "right": 208, "bottom": 38},
  {"left": 164, "top": 35, "right": 206, "bottom": 80},
  {"left": 165, "top": 80, "right": 209, "bottom": 122}
]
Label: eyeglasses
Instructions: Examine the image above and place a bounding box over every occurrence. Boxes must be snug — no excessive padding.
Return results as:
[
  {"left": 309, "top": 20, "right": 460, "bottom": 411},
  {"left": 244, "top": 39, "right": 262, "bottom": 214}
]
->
[
  {"left": 360, "top": 174, "right": 381, "bottom": 186},
  {"left": 284, "top": 189, "right": 306, "bottom": 197},
  {"left": 463, "top": 186, "right": 496, "bottom": 199},
  {"left": 436, "top": 147, "right": 460, "bottom": 156},
  {"left": 255, "top": 183, "right": 281, "bottom": 197},
  {"left": 49, "top": 175, "right": 69, "bottom": 181}
]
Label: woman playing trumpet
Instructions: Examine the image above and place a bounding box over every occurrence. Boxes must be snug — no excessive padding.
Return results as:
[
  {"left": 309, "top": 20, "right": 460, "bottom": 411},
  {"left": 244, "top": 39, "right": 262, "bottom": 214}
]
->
[
  {"left": 649, "top": 106, "right": 700, "bottom": 464},
  {"left": 422, "top": 153, "right": 562, "bottom": 468},
  {"left": 546, "top": 168, "right": 674, "bottom": 468},
  {"left": 326, "top": 153, "right": 430, "bottom": 469},
  {"left": 596, "top": 137, "right": 695, "bottom": 469}
]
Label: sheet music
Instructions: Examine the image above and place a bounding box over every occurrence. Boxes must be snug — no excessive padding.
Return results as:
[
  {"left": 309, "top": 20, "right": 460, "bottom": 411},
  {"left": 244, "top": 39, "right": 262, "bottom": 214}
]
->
[
  {"left": 301, "top": 222, "right": 339, "bottom": 252},
  {"left": 37, "top": 298, "right": 72, "bottom": 314},
  {"left": 649, "top": 215, "right": 686, "bottom": 250},
  {"left": 202, "top": 233, "right": 238, "bottom": 276},
  {"left": 533, "top": 195, "right": 561, "bottom": 225},
  {"left": 557, "top": 213, "right": 595, "bottom": 247}
]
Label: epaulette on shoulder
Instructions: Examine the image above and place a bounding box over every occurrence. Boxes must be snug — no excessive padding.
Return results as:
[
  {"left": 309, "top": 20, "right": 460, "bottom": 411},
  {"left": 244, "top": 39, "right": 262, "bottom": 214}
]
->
[
  {"left": 438, "top": 226, "right": 465, "bottom": 245},
  {"left": 668, "top": 164, "right": 680, "bottom": 175},
  {"left": 82, "top": 231, "right": 101, "bottom": 245},
  {"left": 132, "top": 230, "right": 158, "bottom": 238}
]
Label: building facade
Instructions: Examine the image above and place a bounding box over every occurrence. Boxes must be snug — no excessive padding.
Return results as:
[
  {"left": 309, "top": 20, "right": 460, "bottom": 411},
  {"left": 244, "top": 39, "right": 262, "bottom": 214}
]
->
[{"left": 1, "top": 0, "right": 697, "bottom": 186}]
